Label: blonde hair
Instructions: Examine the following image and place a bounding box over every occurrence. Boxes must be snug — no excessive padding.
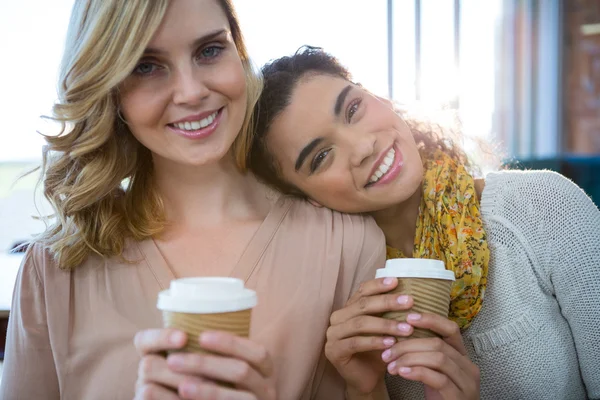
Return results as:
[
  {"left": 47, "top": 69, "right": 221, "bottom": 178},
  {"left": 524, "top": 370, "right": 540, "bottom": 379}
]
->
[{"left": 37, "top": 0, "right": 262, "bottom": 270}]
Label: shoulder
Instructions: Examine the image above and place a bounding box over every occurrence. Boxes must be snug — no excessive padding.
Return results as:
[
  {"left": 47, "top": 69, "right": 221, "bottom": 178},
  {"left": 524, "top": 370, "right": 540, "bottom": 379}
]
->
[
  {"left": 283, "top": 196, "right": 384, "bottom": 249},
  {"left": 480, "top": 169, "right": 599, "bottom": 271},
  {"left": 481, "top": 169, "right": 596, "bottom": 217},
  {"left": 284, "top": 196, "right": 385, "bottom": 275},
  {"left": 476, "top": 170, "right": 600, "bottom": 303},
  {"left": 20, "top": 239, "right": 136, "bottom": 282},
  {"left": 9, "top": 242, "right": 58, "bottom": 302},
  {"left": 20, "top": 242, "right": 57, "bottom": 282}
]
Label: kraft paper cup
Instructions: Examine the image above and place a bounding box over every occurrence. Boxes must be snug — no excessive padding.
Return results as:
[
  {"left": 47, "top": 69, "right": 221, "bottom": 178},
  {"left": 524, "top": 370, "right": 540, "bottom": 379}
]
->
[
  {"left": 157, "top": 277, "right": 257, "bottom": 354},
  {"left": 375, "top": 259, "right": 455, "bottom": 339}
]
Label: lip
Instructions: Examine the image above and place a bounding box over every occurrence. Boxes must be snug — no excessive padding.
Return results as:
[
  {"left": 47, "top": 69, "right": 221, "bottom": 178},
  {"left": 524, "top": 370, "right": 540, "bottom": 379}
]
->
[
  {"left": 365, "top": 143, "right": 404, "bottom": 188},
  {"left": 168, "top": 107, "right": 223, "bottom": 140},
  {"left": 169, "top": 108, "right": 221, "bottom": 124}
]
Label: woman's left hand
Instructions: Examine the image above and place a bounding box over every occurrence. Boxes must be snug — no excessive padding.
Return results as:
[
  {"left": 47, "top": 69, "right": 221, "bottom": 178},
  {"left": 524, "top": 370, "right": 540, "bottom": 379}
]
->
[{"left": 382, "top": 313, "right": 480, "bottom": 400}]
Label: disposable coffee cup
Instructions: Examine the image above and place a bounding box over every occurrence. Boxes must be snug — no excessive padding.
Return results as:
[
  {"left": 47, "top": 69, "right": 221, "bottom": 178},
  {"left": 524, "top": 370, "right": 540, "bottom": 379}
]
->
[
  {"left": 375, "top": 259, "right": 455, "bottom": 339},
  {"left": 157, "top": 277, "right": 257, "bottom": 354}
]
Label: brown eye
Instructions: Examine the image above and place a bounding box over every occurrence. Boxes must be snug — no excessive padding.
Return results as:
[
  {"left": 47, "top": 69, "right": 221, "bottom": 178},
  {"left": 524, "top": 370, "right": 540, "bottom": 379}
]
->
[
  {"left": 347, "top": 99, "right": 361, "bottom": 122},
  {"left": 311, "top": 148, "right": 331, "bottom": 173}
]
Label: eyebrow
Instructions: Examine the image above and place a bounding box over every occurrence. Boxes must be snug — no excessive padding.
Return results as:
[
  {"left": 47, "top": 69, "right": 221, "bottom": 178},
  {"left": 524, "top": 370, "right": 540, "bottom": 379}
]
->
[
  {"left": 144, "top": 29, "right": 228, "bottom": 55},
  {"left": 295, "top": 137, "right": 324, "bottom": 171},
  {"left": 334, "top": 85, "right": 353, "bottom": 116}
]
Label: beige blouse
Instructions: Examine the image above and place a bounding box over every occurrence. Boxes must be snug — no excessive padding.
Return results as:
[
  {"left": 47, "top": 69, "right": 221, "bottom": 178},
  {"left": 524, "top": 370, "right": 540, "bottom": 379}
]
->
[{"left": 1, "top": 196, "right": 385, "bottom": 400}]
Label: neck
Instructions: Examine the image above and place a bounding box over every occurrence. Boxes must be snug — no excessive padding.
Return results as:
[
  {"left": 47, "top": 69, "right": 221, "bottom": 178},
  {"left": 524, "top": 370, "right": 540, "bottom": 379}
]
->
[
  {"left": 369, "top": 185, "right": 422, "bottom": 256},
  {"left": 152, "top": 153, "right": 272, "bottom": 229}
]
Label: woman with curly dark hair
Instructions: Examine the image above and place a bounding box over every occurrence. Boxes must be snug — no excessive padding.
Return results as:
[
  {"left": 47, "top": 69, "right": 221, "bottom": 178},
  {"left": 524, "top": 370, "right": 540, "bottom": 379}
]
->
[{"left": 247, "top": 47, "right": 600, "bottom": 399}]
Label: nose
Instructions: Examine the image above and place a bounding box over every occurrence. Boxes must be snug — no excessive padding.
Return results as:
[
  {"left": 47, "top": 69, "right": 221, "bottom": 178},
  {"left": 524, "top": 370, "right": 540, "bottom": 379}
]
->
[
  {"left": 345, "top": 128, "right": 376, "bottom": 168},
  {"left": 171, "top": 64, "right": 210, "bottom": 106}
]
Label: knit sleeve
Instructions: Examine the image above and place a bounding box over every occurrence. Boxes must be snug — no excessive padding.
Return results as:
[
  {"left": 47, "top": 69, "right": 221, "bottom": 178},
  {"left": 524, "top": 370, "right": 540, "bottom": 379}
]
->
[{"left": 534, "top": 172, "right": 600, "bottom": 398}]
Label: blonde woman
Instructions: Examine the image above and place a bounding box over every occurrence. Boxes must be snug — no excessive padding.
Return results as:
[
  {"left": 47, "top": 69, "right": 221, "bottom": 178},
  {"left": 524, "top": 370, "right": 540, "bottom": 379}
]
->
[{"left": 0, "top": 2, "right": 404, "bottom": 399}]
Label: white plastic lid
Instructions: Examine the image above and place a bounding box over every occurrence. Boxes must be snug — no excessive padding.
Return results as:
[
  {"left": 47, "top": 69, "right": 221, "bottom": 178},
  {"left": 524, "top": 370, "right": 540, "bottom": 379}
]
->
[
  {"left": 375, "top": 258, "right": 455, "bottom": 281},
  {"left": 157, "top": 277, "right": 257, "bottom": 314}
]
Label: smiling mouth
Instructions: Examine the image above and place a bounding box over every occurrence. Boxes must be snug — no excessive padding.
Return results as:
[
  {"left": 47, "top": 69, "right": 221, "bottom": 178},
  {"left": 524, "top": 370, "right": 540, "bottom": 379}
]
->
[
  {"left": 169, "top": 110, "right": 220, "bottom": 131},
  {"left": 365, "top": 147, "right": 396, "bottom": 187}
]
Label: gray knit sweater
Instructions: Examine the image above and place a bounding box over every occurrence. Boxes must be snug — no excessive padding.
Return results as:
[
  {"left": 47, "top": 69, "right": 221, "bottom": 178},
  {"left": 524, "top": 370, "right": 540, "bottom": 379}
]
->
[{"left": 386, "top": 170, "right": 600, "bottom": 399}]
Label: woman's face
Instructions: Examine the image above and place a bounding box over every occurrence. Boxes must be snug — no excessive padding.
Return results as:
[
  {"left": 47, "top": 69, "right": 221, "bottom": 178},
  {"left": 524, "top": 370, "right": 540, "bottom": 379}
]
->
[
  {"left": 119, "top": 0, "right": 247, "bottom": 168},
  {"left": 266, "top": 74, "right": 423, "bottom": 213}
]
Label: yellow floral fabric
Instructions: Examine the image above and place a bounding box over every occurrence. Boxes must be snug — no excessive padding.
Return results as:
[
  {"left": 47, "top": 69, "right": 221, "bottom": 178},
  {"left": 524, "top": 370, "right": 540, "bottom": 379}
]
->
[{"left": 386, "top": 150, "right": 489, "bottom": 329}]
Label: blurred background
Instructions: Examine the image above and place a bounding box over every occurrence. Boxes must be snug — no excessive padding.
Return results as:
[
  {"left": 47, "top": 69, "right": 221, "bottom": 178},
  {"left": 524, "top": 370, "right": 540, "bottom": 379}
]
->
[{"left": 1, "top": 0, "right": 600, "bottom": 375}]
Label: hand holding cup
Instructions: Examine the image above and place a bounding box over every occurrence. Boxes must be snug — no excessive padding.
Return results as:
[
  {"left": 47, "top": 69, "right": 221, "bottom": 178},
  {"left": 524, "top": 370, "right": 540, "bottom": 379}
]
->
[
  {"left": 324, "top": 276, "right": 416, "bottom": 395},
  {"left": 376, "top": 260, "right": 479, "bottom": 399},
  {"left": 134, "top": 278, "right": 276, "bottom": 400},
  {"left": 382, "top": 312, "right": 480, "bottom": 400}
]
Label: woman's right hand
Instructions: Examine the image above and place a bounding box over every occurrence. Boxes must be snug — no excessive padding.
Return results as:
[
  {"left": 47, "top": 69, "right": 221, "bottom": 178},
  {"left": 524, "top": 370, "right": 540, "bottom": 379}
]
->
[
  {"left": 325, "top": 277, "right": 415, "bottom": 396},
  {"left": 133, "top": 328, "right": 276, "bottom": 400}
]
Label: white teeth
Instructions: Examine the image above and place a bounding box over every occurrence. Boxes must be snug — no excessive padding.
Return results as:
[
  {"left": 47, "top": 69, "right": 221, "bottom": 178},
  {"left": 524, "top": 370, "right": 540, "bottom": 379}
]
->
[
  {"left": 369, "top": 148, "right": 396, "bottom": 184},
  {"left": 173, "top": 111, "right": 218, "bottom": 131}
]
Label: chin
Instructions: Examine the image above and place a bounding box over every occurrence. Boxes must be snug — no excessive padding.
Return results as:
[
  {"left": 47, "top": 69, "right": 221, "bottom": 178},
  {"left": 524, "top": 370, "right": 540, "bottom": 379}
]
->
[
  {"left": 389, "top": 173, "right": 422, "bottom": 203},
  {"left": 184, "top": 141, "right": 237, "bottom": 167}
]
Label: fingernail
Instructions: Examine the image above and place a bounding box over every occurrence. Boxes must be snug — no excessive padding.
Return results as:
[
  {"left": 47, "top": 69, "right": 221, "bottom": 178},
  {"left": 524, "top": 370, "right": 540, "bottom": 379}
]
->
[
  {"left": 407, "top": 313, "right": 421, "bottom": 321},
  {"left": 383, "top": 277, "right": 395, "bottom": 286},
  {"left": 180, "top": 382, "right": 197, "bottom": 396},
  {"left": 169, "top": 331, "right": 185, "bottom": 345},
  {"left": 399, "top": 367, "right": 412, "bottom": 375},
  {"left": 397, "top": 295, "right": 410, "bottom": 305},
  {"left": 387, "top": 361, "right": 397, "bottom": 373},
  {"left": 383, "top": 337, "right": 395, "bottom": 347},
  {"left": 382, "top": 349, "right": 392, "bottom": 361},
  {"left": 199, "top": 332, "right": 218, "bottom": 344},
  {"left": 167, "top": 354, "right": 184, "bottom": 368},
  {"left": 397, "top": 322, "right": 411, "bottom": 332}
]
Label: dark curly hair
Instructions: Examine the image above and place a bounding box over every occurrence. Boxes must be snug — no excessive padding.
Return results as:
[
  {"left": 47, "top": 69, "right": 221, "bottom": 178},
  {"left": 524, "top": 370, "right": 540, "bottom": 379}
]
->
[{"left": 248, "top": 46, "right": 479, "bottom": 198}]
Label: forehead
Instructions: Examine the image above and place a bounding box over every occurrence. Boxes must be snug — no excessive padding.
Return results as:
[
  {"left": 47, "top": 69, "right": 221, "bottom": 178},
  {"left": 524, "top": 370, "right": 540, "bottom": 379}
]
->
[
  {"left": 267, "top": 75, "right": 351, "bottom": 159},
  {"left": 150, "top": 0, "right": 229, "bottom": 48}
]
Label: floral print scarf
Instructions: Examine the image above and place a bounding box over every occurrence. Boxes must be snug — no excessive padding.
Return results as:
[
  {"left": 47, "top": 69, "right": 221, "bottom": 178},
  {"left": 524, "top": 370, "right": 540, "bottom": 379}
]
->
[{"left": 386, "top": 150, "right": 489, "bottom": 329}]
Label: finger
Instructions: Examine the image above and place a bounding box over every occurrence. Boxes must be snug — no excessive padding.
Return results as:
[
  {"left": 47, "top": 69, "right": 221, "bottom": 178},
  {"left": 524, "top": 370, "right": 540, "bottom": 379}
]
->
[
  {"left": 134, "top": 383, "right": 180, "bottom": 400},
  {"left": 325, "top": 335, "right": 397, "bottom": 362},
  {"left": 178, "top": 376, "right": 260, "bottom": 400},
  {"left": 195, "top": 331, "right": 273, "bottom": 378},
  {"left": 167, "top": 352, "right": 270, "bottom": 398},
  {"left": 138, "top": 354, "right": 185, "bottom": 391},
  {"left": 346, "top": 277, "right": 398, "bottom": 306},
  {"left": 405, "top": 313, "right": 466, "bottom": 355},
  {"left": 383, "top": 337, "right": 471, "bottom": 373},
  {"left": 330, "top": 292, "right": 413, "bottom": 326},
  {"left": 387, "top": 351, "right": 470, "bottom": 392},
  {"left": 134, "top": 329, "right": 187, "bottom": 356},
  {"left": 396, "top": 366, "right": 464, "bottom": 399},
  {"left": 327, "top": 315, "right": 413, "bottom": 342}
]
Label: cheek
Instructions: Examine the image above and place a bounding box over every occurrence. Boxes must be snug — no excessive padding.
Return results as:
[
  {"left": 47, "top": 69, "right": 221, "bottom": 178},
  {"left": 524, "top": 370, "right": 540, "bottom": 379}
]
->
[
  {"left": 212, "top": 58, "right": 247, "bottom": 106},
  {"left": 363, "top": 105, "right": 398, "bottom": 132},
  {"left": 120, "top": 86, "right": 167, "bottom": 130},
  {"left": 302, "top": 171, "right": 355, "bottom": 200}
]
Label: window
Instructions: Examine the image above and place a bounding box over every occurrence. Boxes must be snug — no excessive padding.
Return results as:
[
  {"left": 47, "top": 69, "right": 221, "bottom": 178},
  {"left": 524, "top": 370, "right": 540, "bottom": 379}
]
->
[{"left": 235, "top": 0, "right": 389, "bottom": 96}]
